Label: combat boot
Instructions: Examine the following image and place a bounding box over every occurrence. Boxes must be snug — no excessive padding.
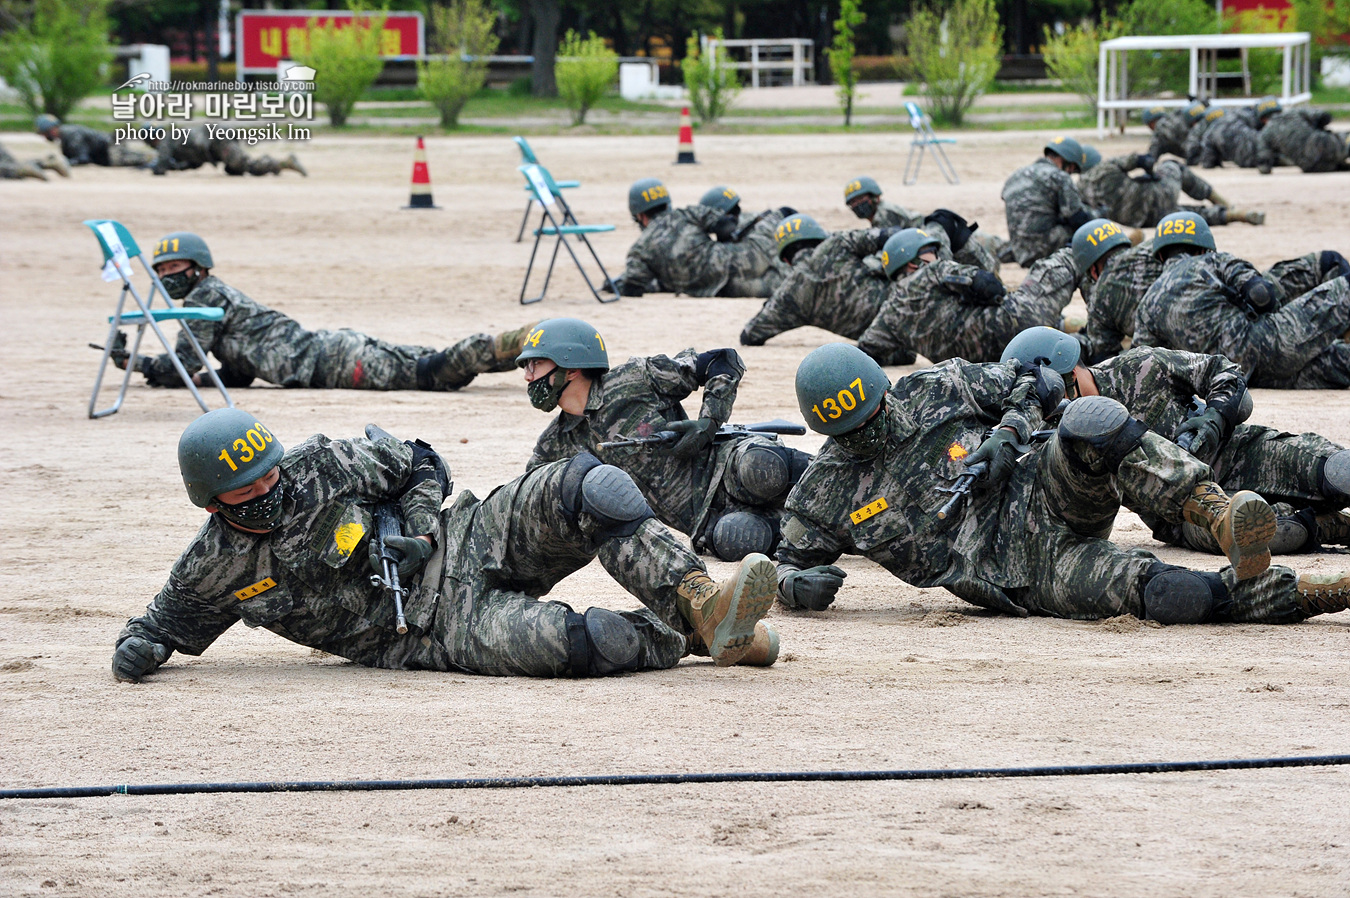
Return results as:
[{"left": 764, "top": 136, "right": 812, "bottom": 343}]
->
[
  {"left": 1315, "top": 510, "right": 1350, "bottom": 547},
  {"left": 1181, "top": 483, "right": 1276, "bottom": 580},
  {"left": 1224, "top": 207, "right": 1265, "bottom": 225},
  {"left": 281, "top": 154, "right": 308, "bottom": 177},
  {"left": 494, "top": 321, "right": 540, "bottom": 365},
  {"left": 1124, "top": 226, "right": 1145, "bottom": 246},
  {"left": 1295, "top": 572, "right": 1350, "bottom": 616},
  {"left": 676, "top": 554, "right": 777, "bottom": 667},
  {"left": 20, "top": 162, "right": 47, "bottom": 181},
  {"left": 686, "top": 620, "right": 780, "bottom": 667},
  {"left": 40, "top": 154, "right": 69, "bottom": 177}
]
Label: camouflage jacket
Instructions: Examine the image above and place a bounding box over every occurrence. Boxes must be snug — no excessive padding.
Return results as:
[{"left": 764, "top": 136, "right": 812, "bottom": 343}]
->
[
  {"left": 1183, "top": 108, "right": 1227, "bottom": 165},
  {"left": 1258, "top": 109, "right": 1348, "bottom": 173},
  {"left": 527, "top": 348, "right": 745, "bottom": 537},
  {"left": 1087, "top": 346, "right": 1247, "bottom": 441},
  {"left": 1200, "top": 113, "right": 1263, "bottom": 168},
  {"left": 1075, "top": 240, "right": 1163, "bottom": 364},
  {"left": 1147, "top": 111, "right": 1193, "bottom": 160},
  {"left": 622, "top": 205, "right": 778, "bottom": 296},
  {"left": 57, "top": 125, "right": 113, "bottom": 166},
  {"left": 740, "top": 228, "right": 891, "bottom": 344},
  {"left": 871, "top": 199, "right": 924, "bottom": 229},
  {"left": 151, "top": 126, "right": 217, "bottom": 173},
  {"left": 1001, "top": 158, "right": 1088, "bottom": 264},
  {"left": 778, "top": 360, "right": 1050, "bottom": 602},
  {"left": 862, "top": 248, "right": 1078, "bottom": 364},
  {"left": 117, "top": 435, "right": 449, "bottom": 670},
  {"left": 1080, "top": 154, "right": 1213, "bottom": 228}
]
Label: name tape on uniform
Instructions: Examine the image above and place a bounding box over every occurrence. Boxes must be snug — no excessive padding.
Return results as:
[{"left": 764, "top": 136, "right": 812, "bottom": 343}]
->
[
  {"left": 850, "top": 497, "right": 889, "bottom": 525},
  {"left": 234, "top": 577, "right": 277, "bottom": 601}
]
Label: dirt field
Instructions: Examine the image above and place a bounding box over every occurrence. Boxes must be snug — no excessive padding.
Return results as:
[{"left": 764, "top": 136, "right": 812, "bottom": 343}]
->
[{"left": 1, "top": 127, "right": 1348, "bottom": 898}]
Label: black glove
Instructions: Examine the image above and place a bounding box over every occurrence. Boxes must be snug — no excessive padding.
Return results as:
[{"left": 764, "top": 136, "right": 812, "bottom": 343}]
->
[
  {"left": 368, "top": 533, "right": 434, "bottom": 581},
  {"left": 1241, "top": 276, "right": 1277, "bottom": 314},
  {"left": 966, "top": 428, "right": 1021, "bottom": 486},
  {"left": 711, "top": 214, "right": 739, "bottom": 243},
  {"left": 1319, "top": 250, "right": 1350, "bottom": 280},
  {"left": 1311, "top": 109, "right": 1332, "bottom": 129},
  {"left": 664, "top": 418, "right": 717, "bottom": 458},
  {"left": 112, "top": 637, "right": 171, "bottom": 683},
  {"left": 780, "top": 565, "right": 847, "bottom": 611},
  {"left": 1065, "top": 209, "right": 1093, "bottom": 232},
  {"left": 777, "top": 206, "right": 797, "bottom": 218},
  {"left": 603, "top": 277, "right": 645, "bottom": 298},
  {"left": 952, "top": 269, "right": 1006, "bottom": 306},
  {"left": 923, "top": 208, "right": 975, "bottom": 252},
  {"left": 1137, "top": 153, "right": 1155, "bottom": 175},
  {"left": 1174, "top": 407, "right": 1227, "bottom": 460}
]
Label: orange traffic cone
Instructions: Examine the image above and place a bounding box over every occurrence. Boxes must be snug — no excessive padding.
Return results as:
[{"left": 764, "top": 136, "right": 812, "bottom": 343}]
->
[
  {"left": 404, "top": 136, "right": 439, "bottom": 209},
  {"left": 675, "top": 107, "right": 697, "bottom": 164}
]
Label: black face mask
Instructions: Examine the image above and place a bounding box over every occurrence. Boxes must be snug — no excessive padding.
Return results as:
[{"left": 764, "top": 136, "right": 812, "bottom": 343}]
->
[
  {"left": 527, "top": 366, "right": 571, "bottom": 412},
  {"left": 850, "top": 197, "right": 878, "bottom": 220},
  {"left": 834, "top": 408, "right": 889, "bottom": 458},
  {"left": 215, "top": 477, "right": 285, "bottom": 530},
  {"left": 160, "top": 266, "right": 202, "bottom": 300}
]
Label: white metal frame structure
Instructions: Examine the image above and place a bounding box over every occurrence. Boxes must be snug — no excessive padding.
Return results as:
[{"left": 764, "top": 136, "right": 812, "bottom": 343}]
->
[
  {"left": 704, "top": 38, "right": 814, "bottom": 88},
  {"left": 1097, "top": 32, "right": 1311, "bottom": 136}
]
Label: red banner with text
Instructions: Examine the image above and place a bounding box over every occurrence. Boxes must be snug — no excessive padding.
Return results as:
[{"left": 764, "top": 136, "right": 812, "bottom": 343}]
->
[{"left": 236, "top": 10, "right": 424, "bottom": 74}]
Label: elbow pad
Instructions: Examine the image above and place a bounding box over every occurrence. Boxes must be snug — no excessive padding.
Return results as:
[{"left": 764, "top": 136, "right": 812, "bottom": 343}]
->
[{"left": 694, "top": 348, "right": 745, "bottom": 384}]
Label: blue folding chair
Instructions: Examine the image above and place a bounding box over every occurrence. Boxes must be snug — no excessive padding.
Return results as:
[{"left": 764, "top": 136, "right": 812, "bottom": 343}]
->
[
  {"left": 514, "top": 137, "right": 581, "bottom": 242},
  {"left": 518, "top": 164, "right": 619, "bottom": 305},
  {"left": 85, "top": 219, "right": 233, "bottom": 418},
  {"left": 904, "top": 102, "right": 959, "bottom": 185}
]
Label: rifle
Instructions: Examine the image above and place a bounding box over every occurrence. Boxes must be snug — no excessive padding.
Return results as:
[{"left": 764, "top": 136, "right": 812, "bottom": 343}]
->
[
  {"left": 731, "top": 209, "right": 774, "bottom": 243},
  {"left": 88, "top": 331, "right": 130, "bottom": 367},
  {"left": 1175, "top": 395, "right": 1207, "bottom": 452},
  {"left": 936, "top": 460, "right": 989, "bottom": 521},
  {"left": 363, "top": 424, "right": 409, "bottom": 635},
  {"left": 597, "top": 418, "right": 806, "bottom": 452}
]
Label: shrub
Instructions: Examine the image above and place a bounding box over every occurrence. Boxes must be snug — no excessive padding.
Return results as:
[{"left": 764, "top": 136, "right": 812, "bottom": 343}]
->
[
  {"left": 1118, "top": 0, "right": 1220, "bottom": 96},
  {"left": 296, "top": 3, "right": 388, "bottom": 127},
  {"left": 418, "top": 0, "right": 499, "bottom": 128},
  {"left": 828, "top": 0, "right": 865, "bottom": 126},
  {"left": 682, "top": 30, "right": 740, "bottom": 124},
  {"left": 1042, "top": 19, "right": 1124, "bottom": 111},
  {"left": 555, "top": 30, "right": 617, "bottom": 126},
  {"left": 0, "top": 0, "right": 112, "bottom": 119},
  {"left": 907, "top": 0, "right": 1002, "bottom": 126}
]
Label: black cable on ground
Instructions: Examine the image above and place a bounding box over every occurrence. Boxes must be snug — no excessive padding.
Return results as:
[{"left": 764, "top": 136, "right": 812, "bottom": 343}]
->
[{"left": 2, "top": 754, "right": 1347, "bottom": 801}]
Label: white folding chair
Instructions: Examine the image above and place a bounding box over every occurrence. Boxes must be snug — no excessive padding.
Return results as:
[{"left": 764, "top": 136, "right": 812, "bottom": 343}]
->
[
  {"left": 904, "top": 102, "right": 959, "bottom": 185},
  {"left": 517, "top": 164, "right": 619, "bottom": 305},
  {"left": 85, "top": 219, "right": 233, "bottom": 418},
  {"left": 514, "top": 136, "right": 581, "bottom": 242}
]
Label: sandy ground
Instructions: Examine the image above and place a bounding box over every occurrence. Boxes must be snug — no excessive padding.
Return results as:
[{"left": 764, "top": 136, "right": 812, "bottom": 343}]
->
[{"left": 1, "top": 128, "right": 1349, "bottom": 897}]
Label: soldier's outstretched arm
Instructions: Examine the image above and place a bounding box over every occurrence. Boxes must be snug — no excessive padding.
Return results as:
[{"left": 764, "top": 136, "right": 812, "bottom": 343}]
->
[
  {"left": 350, "top": 434, "right": 446, "bottom": 539},
  {"left": 114, "top": 579, "right": 240, "bottom": 682},
  {"left": 656, "top": 348, "right": 746, "bottom": 426},
  {"left": 740, "top": 280, "right": 806, "bottom": 346},
  {"left": 776, "top": 508, "right": 849, "bottom": 611}
]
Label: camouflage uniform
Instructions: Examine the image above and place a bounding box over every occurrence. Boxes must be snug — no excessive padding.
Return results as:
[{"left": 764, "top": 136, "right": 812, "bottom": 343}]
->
[
  {"left": 1080, "top": 154, "right": 1226, "bottom": 228},
  {"left": 1257, "top": 109, "right": 1349, "bottom": 173},
  {"left": 1086, "top": 346, "right": 1347, "bottom": 551},
  {"left": 1200, "top": 108, "right": 1264, "bottom": 169},
  {"left": 1183, "top": 109, "right": 1226, "bottom": 166},
  {"left": 1001, "top": 158, "right": 1089, "bottom": 266},
  {"left": 871, "top": 200, "right": 998, "bottom": 273},
  {"left": 116, "top": 434, "right": 698, "bottom": 677},
  {"left": 739, "top": 228, "right": 892, "bottom": 346},
  {"left": 1147, "top": 109, "right": 1194, "bottom": 160},
  {"left": 859, "top": 248, "right": 1079, "bottom": 365},
  {"left": 622, "top": 205, "right": 783, "bottom": 297},
  {"left": 528, "top": 349, "right": 799, "bottom": 554},
  {"left": 150, "top": 126, "right": 292, "bottom": 176},
  {"left": 1077, "top": 245, "right": 1325, "bottom": 364},
  {"left": 142, "top": 275, "right": 516, "bottom": 390},
  {"left": 1134, "top": 253, "right": 1350, "bottom": 389},
  {"left": 0, "top": 141, "right": 43, "bottom": 179},
  {"left": 52, "top": 124, "right": 151, "bottom": 167},
  {"left": 778, "top": 360, "right": 1311, "bottom": 623},
  {"left": 870, "top": 199, "right": 925, "bottom": 229}
]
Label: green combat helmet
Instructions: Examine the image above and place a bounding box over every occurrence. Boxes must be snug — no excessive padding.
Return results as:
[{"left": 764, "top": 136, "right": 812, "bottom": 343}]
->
[
  {"left": 774, "top": 213, "right": 828, "bottom": 263},
  {"left": 1045, "top": 135, "right": 1084, "bottom": 169},
  {"left": 1141, "top": 105, "right": 1169, "bottom": 126},
  {"left": 843, "top": 176, "right": 882, "bottom": 203},
  {"left": 699, "top": 186, "right": 741, "bottom": 214},
  {"left": 34, "top": 113, "right": 60, "bottom": 134},
  {"left": 152, "top": 232, "right": 214, "bottom": 269},
  {"left": 179, "top": 408, "right": 285, "bottom": 507},
  {"left": 880, "top": 228, "right": 942, "bottom": 279},
  {"left": 516, "top": 318, "right": 611, "bottom": 372},
  {"left": 796, "top": 343, "right": 890, "bottom": 437},
  {"left": 628, "top": 178, "right": 671, "bottom": 219},
  {"left": 1079, "top": 144, "right": 1101, "bottom": 172},
  {"left": 1001, "top": 325, "right": 1081, "bottom": 376},
  {"left": 1072, "top": 218, "right": 1131, "bottom": 273},
  {"left": 1254, "top": 96, "right": 1282, "bottom": 120},
  {"left": 1152, "top": 211, "right": 1215, "bottom": 258}
]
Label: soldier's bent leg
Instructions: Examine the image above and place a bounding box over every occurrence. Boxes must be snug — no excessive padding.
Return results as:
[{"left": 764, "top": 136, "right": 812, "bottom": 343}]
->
[
  {"left": 415, "top": 333, "right": 499, "bottom": 390},
  {"left": 1244, "top": 278, "right": 1350, "bottom": 385},
  {"left": 1211, "top": 426, "right": 1347, "bottom": 509},
  {"left": 1039, "top": 396, "right": 1151, "bottom": 537},
  {"left": 310, "top": 330, "right": 433, "bottom": 389}
]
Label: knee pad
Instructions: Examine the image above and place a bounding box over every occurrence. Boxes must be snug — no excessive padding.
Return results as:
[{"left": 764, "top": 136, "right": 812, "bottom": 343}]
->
[
  {"left": 1319, "top": 450, "right": 1350, "bottom": 502},
  {"left": 1057, "top": 396, "right": 1149, "bottom": 474},
  {"left": 1271, "top": 507, "right": 1318, "bottom": 554},
  {"left": 415, "top": 350, "right": 473, "bottom": 391},
  {"left": 561, "top": 453, "right": 654, "bottom": 539},
  {"left": 1142, "top": 563, "right": 1228, "bottom": 624},
  {"left": 565, "top": 608, "right": 641, "bottom": 677},
  {"left": 731, "top": 443, "right": 812, "bottom": 504},
  {"left": 710, "top": 512, "right": 778, "bottom": 562}
]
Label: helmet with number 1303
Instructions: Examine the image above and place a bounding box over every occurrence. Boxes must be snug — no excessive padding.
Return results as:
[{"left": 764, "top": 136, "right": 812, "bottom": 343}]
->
[{"left": 178, "top": 408, "right": 284, "bottom": 507}]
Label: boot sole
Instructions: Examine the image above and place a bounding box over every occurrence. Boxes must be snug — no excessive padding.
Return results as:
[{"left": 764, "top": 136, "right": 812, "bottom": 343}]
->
[
  {"left": 1224, "top": 491, "right": 1276, "bottom": 581},
  {"left": 709, "top": 554, "right": 777, "bottom": 667}
]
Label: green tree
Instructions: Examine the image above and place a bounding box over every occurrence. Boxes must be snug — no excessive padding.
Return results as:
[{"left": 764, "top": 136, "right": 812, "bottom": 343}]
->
[
  {"left": 907, "top": 0, "right": 1002, "bottom": 126},
  {"left": 682, "top": 30, "right": 740, "bottom": 124},
  {"left": 297, "top": 2, "right": 389, "bottom": 127},
  {"left": 0, "top": 0, "right": 111, "bottom": 119},
  {"left": 1118, "top": 0, "right": 1220, "bottom": 96},
  {"left": 828, "top": 0, "right": 865, "bottom": 126},
  {"left": 418, "top": 0, "right": 499, "bottom": 129},
  {"left": 555, "top": 29, "right": 617, "bottom": 126},
  {"left": 1042, "top": 18, "right": 1124, "bottom": 111}
]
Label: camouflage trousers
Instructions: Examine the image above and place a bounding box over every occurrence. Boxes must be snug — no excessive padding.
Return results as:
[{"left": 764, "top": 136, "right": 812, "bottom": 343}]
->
[
  {"left": 109, "top": 144, "right": 153, "bottom": 167},
  {"left": 1240, "top": 278, "right": 1350, "bottom": 389},
  {"left": 723, "top": 267, "right": 784, "bottom": 298},
  {"left": 1183, "top": 204, "right": 1228, "bottom": 227},
  {"left": 691, "top": 436, "right": 798, "bottom": 556},
  {"left": 308, "top": 330, "right": 511, "bottom": 390},
  {"left": 1008, "top": 224, "right": 1070, "bottom": 268},
  {"left": 224, "top": 152, "right": 283, "bottom": 176},
  {"left": 1002, "top": 430, "right": 1307, "bottom": 623},
  {"left": 428, "top": 459, "right": 697, "bottom": 677}
]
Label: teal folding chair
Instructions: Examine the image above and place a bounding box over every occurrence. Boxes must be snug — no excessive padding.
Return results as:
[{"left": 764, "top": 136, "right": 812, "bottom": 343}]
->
[
  {"left": 514, "top": 136, "right": 580, "bottom": 242},
  {"left": 904, "top": 102, "right": 959, "bottom": 185},
  {"left": 518, "top": 164, "right": 619, "bottom": 305},
  {"left": 85, "top": 219, "right": 233, "bottom": 418}
]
